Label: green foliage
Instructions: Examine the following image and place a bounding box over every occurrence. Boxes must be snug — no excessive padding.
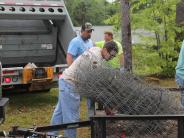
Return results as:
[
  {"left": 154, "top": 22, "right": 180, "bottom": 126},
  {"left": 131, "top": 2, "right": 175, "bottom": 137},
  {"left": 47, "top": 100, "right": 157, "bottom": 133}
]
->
[
  {"left": 132, "top": 0, "right": 184, "bottom": 77},
  {"left": 104, "top": 1, "right": 121, "bottom": 30},
  {"left": 105, "top": 0, "right": 184, "bottom": 78},
  {"left": 104, "top": 13, "right": 121, "bottom": 30},
  {"left": 133, "top": 45, "right": 162, "bottom": 76},
  {"left": 64, "top": 0, "right": 117, "bottom": 26}
]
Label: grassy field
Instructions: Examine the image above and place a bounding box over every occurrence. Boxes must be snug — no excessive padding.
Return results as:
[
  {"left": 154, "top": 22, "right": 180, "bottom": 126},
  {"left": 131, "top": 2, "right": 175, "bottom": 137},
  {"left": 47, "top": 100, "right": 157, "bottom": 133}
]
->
[{"left": 0, "top": 88, "right": 90, "bottom": 138}]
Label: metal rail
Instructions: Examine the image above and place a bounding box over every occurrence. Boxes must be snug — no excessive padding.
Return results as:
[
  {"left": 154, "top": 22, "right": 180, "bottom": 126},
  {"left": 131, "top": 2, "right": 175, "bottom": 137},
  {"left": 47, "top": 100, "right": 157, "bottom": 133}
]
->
[{"left": 1, "top": 115, "right": 184, "bottom": 138}]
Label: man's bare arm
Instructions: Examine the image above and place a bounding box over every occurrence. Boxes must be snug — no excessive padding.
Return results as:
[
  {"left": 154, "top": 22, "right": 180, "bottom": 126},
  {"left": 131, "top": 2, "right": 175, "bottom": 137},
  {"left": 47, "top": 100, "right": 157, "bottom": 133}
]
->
[{"left": 66, "top": 53, "right": 74, "bottom": 66}]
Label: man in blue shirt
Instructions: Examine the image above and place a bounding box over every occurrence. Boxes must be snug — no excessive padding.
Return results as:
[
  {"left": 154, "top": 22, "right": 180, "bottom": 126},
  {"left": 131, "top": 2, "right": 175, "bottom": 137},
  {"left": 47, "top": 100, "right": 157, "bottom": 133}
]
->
[
  {"left": 50, "top": 22, "right": 94, "bottom": 138},
  {"left": 67, "top": 23, "right": 94, "bottom": 64}
]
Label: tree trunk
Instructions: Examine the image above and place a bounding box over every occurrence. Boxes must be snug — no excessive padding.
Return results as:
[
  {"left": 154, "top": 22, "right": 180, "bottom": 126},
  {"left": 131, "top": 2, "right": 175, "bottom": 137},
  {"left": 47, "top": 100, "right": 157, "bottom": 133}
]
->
[
  {"left": 155, "top": 31, "right": 161, "bottom": 50},
  {"left": 121, "top": 0, "right": 132, "bottom": 72}
]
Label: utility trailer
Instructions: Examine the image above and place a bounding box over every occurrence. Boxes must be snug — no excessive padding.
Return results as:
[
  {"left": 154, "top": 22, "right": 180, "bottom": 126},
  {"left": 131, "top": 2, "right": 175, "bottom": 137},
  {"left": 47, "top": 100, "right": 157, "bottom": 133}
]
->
[
  {"left": 0, "top": 0, "right": 76, "bottom": 91},
  {"left": 1, "top": 115, "right": 184, "bottom": 138}
]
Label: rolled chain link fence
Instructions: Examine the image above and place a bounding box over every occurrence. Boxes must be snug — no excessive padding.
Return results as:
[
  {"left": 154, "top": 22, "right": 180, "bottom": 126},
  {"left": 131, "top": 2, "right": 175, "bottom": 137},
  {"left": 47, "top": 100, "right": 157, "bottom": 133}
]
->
[{"left": 73, "top": 53, "right": 184, "bottom": 138}]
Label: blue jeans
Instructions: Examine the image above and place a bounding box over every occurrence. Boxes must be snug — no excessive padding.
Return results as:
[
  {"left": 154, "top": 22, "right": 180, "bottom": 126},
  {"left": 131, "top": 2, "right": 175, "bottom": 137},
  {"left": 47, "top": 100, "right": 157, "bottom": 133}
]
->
[
  {"left": 176, "top": 74, "right": 184, "bottom": 106},
  {"left": 51, "top": 78, "right": 80, "bottom": 138}
]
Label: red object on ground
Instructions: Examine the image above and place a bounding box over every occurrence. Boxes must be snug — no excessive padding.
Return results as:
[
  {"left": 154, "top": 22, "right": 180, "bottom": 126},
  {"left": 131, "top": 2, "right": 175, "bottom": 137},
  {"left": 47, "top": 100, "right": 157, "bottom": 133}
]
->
[{"left": 121, "top": 131, "right": 126, "bottom": 138}]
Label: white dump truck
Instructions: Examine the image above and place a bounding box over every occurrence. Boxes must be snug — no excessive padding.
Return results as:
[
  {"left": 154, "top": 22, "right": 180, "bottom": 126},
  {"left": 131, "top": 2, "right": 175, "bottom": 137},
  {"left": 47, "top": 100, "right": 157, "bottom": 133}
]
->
[{"left": 0, "top": 0, "right": 76, "bottom": 91}]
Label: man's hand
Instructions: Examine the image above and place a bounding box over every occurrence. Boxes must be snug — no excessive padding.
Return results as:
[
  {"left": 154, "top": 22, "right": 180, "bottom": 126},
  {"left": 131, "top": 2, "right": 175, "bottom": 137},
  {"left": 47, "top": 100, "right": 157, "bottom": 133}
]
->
[{"left": 104, "top": 107, "right": 115, "bottom": 115}]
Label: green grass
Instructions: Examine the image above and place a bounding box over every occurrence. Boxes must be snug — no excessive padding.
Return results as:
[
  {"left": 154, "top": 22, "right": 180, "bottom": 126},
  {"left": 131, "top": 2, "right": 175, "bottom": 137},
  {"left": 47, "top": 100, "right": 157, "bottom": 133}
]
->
[{"left": 0, "top": 89, "right": 90, "bottom": 138}]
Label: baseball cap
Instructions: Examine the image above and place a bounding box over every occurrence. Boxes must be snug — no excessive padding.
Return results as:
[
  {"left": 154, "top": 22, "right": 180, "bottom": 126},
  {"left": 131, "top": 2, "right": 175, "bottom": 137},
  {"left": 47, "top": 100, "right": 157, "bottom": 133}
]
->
[
  {"left": 81, "top": 22, "right": 94, "bottom": 31},
  {"left": 104, "top": 31, "right": 113, "bottom": 36}
]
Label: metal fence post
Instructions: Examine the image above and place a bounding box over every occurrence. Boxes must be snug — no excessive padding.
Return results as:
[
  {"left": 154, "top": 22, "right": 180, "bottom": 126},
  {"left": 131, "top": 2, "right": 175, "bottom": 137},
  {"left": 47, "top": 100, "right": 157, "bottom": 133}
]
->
[
  {"left": 0, "top": 61, "right": 3, "bottom": 123},
  {"left": 91, "top": 118, "right": 95, "bottom": 138},
  {"left": 91, "top": 118, "right": 106, "bottom": 138},
  {"left": 0, "top": 62, "right": 2, "bottom": 98},
  {"left": 178, "top": 116, "right": 184, "bottom": 138},
  {"left": 98, "top": 118, "right": 106, "bottom": 138},
  {"left": 101, "top": 119, "right": 106, "bottom": 138}
]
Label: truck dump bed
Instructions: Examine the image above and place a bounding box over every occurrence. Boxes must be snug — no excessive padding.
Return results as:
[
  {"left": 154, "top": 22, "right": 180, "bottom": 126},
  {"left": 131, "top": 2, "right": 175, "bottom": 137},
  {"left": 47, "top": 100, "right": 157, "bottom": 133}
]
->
[{"left": 0, "top": 0, "right": 76, "bottom": 67}]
